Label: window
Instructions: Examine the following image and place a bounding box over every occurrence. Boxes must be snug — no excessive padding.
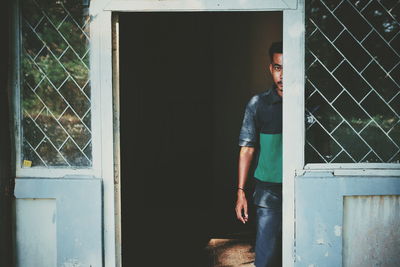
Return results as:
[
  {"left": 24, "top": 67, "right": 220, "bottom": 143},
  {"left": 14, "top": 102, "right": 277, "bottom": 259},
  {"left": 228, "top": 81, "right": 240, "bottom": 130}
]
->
[
  {"left": 20, "top": 0, "right": 92, "bottom": 167},
  {"left": 305, "top": 0, "right": 400, "bottom": 164}
]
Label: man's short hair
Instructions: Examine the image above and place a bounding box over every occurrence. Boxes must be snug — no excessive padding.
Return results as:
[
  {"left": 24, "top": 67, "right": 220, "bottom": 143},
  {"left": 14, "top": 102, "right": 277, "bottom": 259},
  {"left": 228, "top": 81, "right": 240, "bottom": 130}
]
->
[{"left": 269, "top": 41, "right": 283, "bottom": 62}]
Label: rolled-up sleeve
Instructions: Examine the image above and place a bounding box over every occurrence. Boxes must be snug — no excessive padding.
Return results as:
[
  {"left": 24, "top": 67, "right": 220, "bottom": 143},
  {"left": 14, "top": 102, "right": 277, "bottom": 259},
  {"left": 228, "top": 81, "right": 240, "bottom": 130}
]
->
[{"left": 239, "top": 95, "right": 259, "bottom": 147}]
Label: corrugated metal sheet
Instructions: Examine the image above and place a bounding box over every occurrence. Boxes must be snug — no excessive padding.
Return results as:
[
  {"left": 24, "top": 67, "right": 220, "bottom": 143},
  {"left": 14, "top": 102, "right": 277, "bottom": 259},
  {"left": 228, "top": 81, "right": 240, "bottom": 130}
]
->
[{"left": 343, "top": 195, "right": 400, "bottom": 267}]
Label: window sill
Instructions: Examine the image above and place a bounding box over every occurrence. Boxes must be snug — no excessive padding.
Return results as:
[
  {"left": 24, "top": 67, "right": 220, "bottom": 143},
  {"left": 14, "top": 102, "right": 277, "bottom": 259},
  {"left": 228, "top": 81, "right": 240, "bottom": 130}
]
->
[{"left": 296, "top": 163, "right": 400, "bottom": 177}]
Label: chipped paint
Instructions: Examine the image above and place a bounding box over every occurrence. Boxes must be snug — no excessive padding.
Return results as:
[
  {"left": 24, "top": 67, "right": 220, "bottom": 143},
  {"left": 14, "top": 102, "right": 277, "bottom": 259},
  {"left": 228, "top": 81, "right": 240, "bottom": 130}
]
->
[
  {"left": 334, "top": 225, "right": 341, "bottom": 237},
  {"left": 316, "top": 238, "right": 325, "bottom": 245},
  {"left": 62, "top": 259, "right": 83, "bottom": 267},
  {"left": 324, "top": 252, "right": 329, "bottom": 257}
]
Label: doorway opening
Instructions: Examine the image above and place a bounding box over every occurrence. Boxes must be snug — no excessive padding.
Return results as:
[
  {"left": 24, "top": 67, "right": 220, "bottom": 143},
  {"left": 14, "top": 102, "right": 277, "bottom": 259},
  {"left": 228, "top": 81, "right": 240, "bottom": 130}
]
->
[{"left": 119, "top": 12, "right": 282, "bottom": 267}]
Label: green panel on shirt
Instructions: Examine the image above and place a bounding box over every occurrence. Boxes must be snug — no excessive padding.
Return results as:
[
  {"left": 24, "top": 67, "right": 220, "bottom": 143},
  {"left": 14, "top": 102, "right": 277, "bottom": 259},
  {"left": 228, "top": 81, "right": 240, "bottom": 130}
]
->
[{"left": 254, "top": 133, "right": 282, "bottom": 183}]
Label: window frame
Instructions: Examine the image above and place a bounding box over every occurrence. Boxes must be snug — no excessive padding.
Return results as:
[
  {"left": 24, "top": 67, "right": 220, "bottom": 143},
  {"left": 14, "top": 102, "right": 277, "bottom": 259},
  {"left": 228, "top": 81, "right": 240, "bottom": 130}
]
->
[
  {"left": 12, "top": 0, "right": 102, "bottom": 178},
  {"left": 103, "top": 0, "right": 298, "bottom": 11},
  {"left": 302, "top": 163, "right": 400, "bottom": 176},
  {"left": 301, "top": 0, "right": 400, "bottom": 176}
]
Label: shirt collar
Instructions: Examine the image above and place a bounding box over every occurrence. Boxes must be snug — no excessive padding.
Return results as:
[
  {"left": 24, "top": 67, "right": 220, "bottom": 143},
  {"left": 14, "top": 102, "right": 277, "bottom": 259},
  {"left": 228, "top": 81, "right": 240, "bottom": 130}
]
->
[{"left": 271, "top": 84, "right": 282, "bottom": 104}]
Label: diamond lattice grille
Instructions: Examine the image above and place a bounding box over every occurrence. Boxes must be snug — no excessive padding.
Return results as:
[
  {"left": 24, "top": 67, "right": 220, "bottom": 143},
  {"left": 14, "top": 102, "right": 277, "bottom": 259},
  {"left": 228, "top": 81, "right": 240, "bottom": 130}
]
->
[
  {"left": 20, "top": 0, "right": 92, "bottom": 167},
  {"left": 305, "top": 0, "right": 400, "bottom": 163}
]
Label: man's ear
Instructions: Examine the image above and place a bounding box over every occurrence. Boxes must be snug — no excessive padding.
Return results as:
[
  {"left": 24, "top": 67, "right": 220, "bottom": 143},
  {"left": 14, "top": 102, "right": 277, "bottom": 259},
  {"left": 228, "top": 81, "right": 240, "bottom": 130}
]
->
[{"left": 269, "top": 63, "right": 273, "bottom": 75}]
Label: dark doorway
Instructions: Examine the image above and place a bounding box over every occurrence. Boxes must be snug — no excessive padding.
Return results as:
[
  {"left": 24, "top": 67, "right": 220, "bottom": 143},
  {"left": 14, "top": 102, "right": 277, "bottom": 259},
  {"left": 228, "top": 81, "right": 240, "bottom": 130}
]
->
[{"left": 119, "top": 12, "right": 282, "bottom": 266}]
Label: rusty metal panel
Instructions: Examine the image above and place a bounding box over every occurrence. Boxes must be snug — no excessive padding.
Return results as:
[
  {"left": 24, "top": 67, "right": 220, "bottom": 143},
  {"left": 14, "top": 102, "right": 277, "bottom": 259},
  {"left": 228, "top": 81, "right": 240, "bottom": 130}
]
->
[{"left": 343, "top": 195, "right": 400, "bottom": 267}]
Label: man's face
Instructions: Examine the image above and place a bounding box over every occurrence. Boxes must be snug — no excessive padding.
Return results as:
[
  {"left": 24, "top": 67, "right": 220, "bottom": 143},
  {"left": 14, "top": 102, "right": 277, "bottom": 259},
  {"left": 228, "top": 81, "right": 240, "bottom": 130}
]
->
[{"left": 269, "top": 53, "right": 283, "bottom": 97}]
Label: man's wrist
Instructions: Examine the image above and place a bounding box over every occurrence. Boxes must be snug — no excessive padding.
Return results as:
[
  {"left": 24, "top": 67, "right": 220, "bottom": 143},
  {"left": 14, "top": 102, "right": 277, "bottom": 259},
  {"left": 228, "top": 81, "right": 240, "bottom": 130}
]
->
[{"left": 237, "top": 187, "right": 246, "bottom": 196}]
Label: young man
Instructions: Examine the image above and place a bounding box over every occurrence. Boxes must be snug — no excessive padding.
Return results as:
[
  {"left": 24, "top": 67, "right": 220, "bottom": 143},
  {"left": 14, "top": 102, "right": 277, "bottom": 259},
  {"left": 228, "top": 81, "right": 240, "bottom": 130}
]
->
[{"left": 235, "top": 42, "right": 283, "bottom": 267}]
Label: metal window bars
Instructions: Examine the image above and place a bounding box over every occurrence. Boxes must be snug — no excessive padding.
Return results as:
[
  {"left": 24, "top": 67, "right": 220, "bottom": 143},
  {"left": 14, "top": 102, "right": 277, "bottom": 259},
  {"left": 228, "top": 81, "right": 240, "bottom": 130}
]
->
[
  {"left": 20, "top": 0, "right": 92, "bottom": 167},
  {"left": 305, "top": 0, "right": 400, "bottom": 163}
]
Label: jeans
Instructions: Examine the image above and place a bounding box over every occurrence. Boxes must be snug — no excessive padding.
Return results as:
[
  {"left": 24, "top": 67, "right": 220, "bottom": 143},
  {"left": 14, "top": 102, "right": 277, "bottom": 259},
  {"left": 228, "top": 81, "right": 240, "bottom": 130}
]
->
[{"left": 253, "top": 180, "right": 282, "bottom": 267}]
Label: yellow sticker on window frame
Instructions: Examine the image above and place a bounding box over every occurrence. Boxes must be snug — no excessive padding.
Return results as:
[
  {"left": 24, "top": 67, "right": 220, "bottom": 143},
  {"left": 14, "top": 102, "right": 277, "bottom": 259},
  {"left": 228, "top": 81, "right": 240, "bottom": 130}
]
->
[{"left": 23, "top": 160, "right": 32, "bottom": 167}]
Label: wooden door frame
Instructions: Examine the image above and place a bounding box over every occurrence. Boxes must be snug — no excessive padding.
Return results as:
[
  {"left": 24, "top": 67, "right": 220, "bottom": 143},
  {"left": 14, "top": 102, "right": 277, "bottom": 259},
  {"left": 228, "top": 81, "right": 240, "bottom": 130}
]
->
[{"left": 91, "top": 0, "right": 305, "bottom": 266}]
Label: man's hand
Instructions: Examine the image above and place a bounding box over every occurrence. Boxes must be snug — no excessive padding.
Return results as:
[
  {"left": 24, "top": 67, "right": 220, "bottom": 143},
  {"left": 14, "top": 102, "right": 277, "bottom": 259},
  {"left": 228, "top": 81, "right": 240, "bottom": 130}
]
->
[
  {"left": 235, "top": 190, "right": 248, "bottom": 224},
  {"left": 235, "top": 146, "right": 254, "bottom": 224}
]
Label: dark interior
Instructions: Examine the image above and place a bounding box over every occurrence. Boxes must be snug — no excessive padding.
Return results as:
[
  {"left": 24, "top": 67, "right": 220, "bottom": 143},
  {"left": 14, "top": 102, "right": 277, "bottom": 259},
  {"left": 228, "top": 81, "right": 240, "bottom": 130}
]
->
[{"left": 120, "top": 12, "right": 282, "bottom": 266}]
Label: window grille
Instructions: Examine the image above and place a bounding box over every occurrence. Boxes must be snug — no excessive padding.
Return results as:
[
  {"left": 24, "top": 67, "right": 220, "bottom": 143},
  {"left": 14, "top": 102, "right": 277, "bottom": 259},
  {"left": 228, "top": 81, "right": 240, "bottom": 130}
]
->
[
  {"left": 20, "top": 0, "right": 92, "bottom": 167},
  {"left": 305, "top": 0, "right": 400, "bottom": 163}
]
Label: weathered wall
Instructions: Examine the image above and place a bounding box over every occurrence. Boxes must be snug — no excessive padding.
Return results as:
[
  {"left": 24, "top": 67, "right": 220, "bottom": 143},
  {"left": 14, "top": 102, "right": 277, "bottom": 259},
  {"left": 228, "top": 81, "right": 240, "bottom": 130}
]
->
[
  {"left": 295, "top": 175, "right": 400, "bottom": 267},
  {"left": 14, "top": 178, "right": 102, "bottom": 267}
]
